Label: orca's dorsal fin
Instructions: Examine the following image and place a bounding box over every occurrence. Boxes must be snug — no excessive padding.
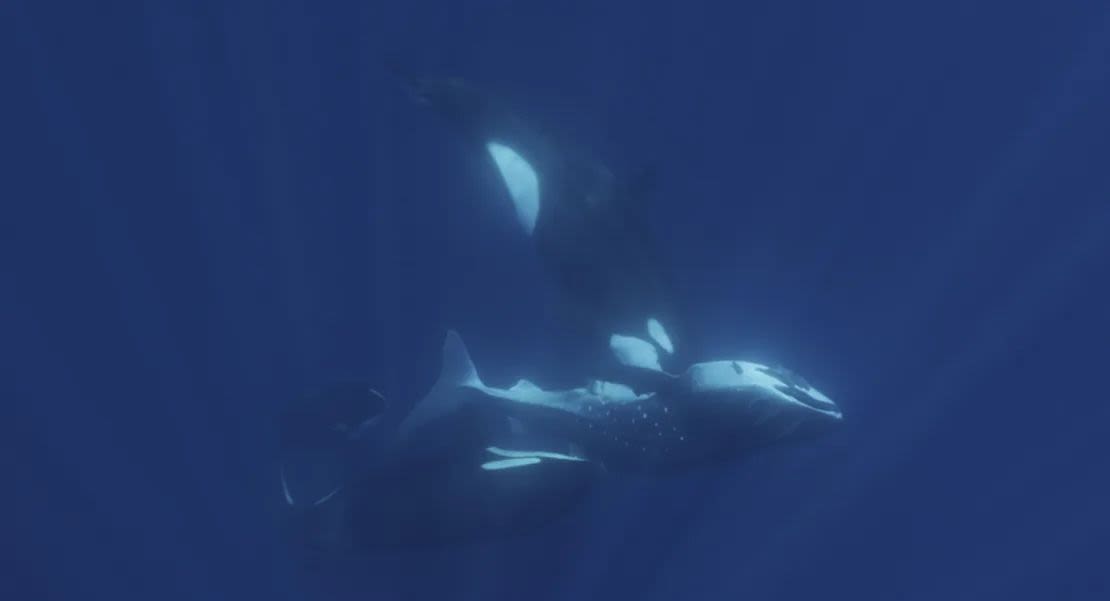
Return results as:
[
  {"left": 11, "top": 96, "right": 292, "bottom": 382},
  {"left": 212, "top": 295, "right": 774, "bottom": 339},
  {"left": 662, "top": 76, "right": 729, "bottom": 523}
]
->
[
  {"left": 396, "top": 330, "right": 485, "bottom": 438},
  {"left": 438, "top": 329, "right": 482, "bottom": 390}
]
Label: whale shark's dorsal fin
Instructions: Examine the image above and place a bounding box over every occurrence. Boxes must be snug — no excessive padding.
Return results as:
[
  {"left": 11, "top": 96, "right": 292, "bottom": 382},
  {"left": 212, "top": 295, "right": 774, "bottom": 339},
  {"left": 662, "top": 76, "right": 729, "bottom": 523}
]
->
[
  {"left": 396, "top": 330, "right": 485, "bottom": 438},
  {"left": 509, "top": 379, "right": 543, "bottom": 393}
]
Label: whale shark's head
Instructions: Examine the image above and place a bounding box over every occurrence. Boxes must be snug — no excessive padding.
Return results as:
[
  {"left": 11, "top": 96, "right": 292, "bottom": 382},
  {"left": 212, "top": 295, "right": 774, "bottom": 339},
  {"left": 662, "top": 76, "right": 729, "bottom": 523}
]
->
[{"left": 681, "top": 360, "right": 842, "bottom": 447}]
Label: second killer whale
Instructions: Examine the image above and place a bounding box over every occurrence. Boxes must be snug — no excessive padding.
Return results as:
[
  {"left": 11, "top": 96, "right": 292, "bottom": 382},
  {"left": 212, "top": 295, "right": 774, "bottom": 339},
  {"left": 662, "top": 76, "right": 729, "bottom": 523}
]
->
[{"left": 400, "top": 75, "right": 684, "bottom": 367}]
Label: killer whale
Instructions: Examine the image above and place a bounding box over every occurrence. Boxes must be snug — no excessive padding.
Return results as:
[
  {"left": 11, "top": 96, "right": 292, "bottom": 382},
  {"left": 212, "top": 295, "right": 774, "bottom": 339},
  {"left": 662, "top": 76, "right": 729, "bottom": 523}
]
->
[
  {"left": 281, "top": 439, "right": 601, "bottom": 552},
  {"left": 274, "top": 355, "right": 603, "bottom": 552},
  {"left": 401, "top": 75, "right": 684, "bottom": 367},
  {"left": 276, "top": 328, "right": 840, "bottom": 551}
]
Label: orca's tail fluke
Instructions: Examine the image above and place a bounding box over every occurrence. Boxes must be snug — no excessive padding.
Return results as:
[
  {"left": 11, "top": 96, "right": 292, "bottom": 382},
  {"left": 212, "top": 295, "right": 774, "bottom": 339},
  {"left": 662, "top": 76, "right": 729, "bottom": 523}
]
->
[
  {"left": 277, "top": 469, "right": 354, "bottom": 555},
  {"left": 273, "top": 381, "right": 390, "bottom": 542}
]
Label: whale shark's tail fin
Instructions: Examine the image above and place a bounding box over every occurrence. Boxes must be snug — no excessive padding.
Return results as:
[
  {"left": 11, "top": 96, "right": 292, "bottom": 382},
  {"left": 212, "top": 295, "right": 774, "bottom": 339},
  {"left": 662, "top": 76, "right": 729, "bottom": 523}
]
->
[{"left": 395, "top": 330, "right": 486, "bottom": 440}]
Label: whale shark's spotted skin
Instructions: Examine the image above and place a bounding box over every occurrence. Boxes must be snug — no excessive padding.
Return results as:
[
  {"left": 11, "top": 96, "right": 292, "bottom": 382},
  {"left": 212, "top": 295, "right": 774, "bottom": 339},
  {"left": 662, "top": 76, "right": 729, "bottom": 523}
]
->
[
  {"left": 593, "top": 403, "right": 691, "bottom": 464},
  {"left": 568, "top": 386, "right": 692, "bottom": 466},
  {"left": 466, "top": 377, "right": 692, "bottom": 467}
]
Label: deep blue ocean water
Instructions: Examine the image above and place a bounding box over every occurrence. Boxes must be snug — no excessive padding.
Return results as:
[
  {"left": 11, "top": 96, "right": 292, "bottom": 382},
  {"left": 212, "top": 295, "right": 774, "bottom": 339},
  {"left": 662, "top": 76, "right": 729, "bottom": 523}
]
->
[{"left": 6, "top": 1, "right": 1110, "bottom": 599}]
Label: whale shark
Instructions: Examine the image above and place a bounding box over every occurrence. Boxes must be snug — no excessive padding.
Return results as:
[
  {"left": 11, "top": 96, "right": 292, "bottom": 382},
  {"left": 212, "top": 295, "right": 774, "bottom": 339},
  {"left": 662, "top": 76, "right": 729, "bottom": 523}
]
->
[
  {"left": 400, "top": 75, "right": 685, "bottom": 367},
  {"left": 399, "top": 330, "right": 842, "bottom": 473}
]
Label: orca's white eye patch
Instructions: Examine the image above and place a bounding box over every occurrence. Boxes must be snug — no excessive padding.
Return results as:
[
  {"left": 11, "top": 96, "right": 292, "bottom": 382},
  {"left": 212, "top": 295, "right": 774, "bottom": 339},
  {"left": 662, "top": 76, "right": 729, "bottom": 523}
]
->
[{"left": 486, "top": 141, "right": 540, "bottom": 235}]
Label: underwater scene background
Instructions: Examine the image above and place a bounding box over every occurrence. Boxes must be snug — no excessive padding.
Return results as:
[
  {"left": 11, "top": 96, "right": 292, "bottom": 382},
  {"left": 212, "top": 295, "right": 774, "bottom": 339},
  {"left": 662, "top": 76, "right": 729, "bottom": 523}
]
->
[{"left": 6, "top": 1, "right": 1110, "bottom": 599}]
